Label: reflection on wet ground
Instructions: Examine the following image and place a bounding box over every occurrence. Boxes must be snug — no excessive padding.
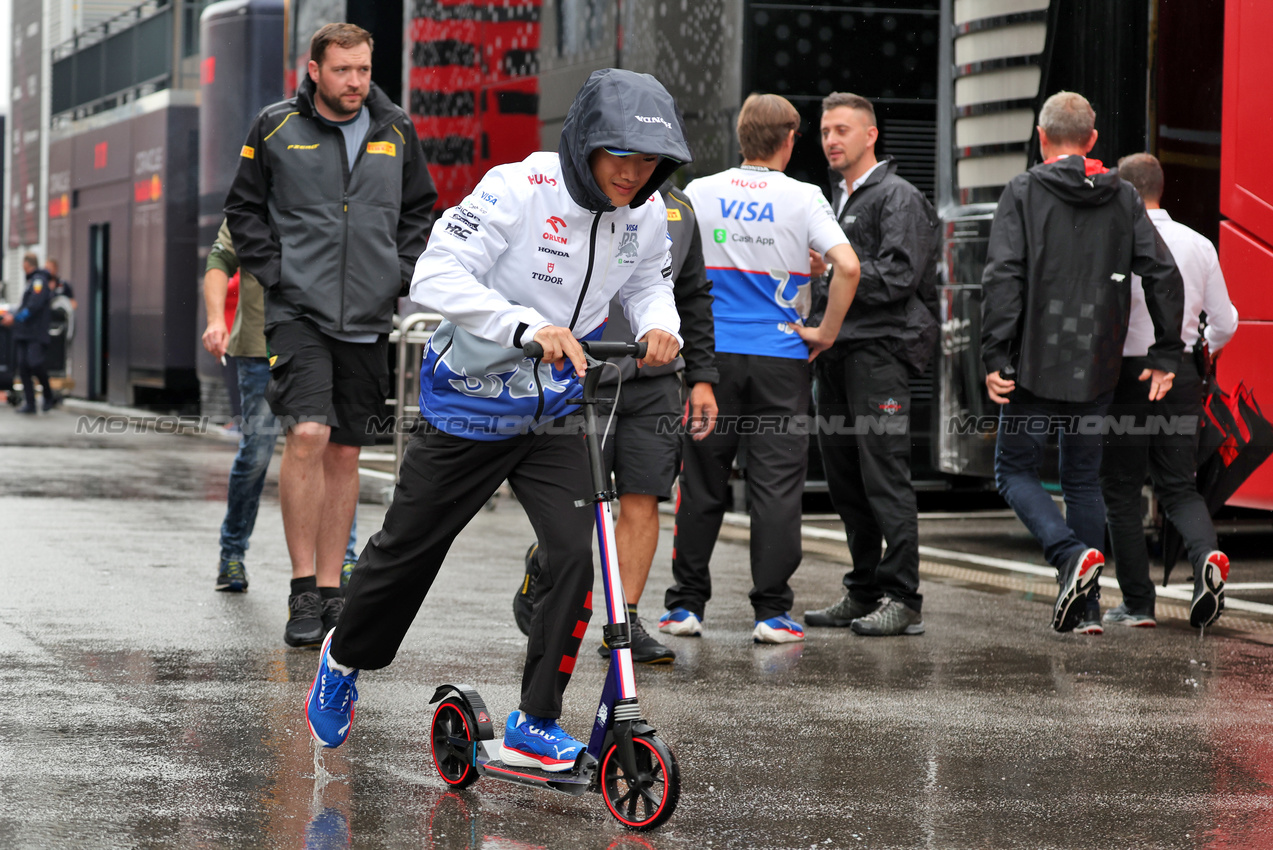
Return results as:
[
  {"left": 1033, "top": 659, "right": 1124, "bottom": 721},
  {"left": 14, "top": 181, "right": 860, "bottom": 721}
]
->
[{"left": 4, "top": 407, "right": 1273, "bottom": 848}]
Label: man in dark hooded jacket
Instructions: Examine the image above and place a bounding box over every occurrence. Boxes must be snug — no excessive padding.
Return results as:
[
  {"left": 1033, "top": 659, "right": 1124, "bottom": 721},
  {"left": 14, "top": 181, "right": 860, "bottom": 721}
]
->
[
  {"left": 4, "top": 254, "right": 58, "bottom": 413},
  {"left": 304, "top": 69, "right": 692, "bottom": 771},
  {"left": 981, "top": 91, "right": 1184, "bottom": 633}
]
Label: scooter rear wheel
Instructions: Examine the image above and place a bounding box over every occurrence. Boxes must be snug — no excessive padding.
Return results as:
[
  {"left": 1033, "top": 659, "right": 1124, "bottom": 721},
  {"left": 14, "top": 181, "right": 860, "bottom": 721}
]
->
[
  {"left": 430, "top": 697, "right": 479, "bottom": 789},
  {"left": 600, "top": 734, "right": 680, "bottom": 831}
]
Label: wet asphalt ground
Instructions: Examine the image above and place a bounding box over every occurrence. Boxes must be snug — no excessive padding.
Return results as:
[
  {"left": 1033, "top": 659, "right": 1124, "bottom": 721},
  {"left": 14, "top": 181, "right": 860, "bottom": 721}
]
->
[{"left": 4, "top": 403, "right": 1273, "bottom": 849}]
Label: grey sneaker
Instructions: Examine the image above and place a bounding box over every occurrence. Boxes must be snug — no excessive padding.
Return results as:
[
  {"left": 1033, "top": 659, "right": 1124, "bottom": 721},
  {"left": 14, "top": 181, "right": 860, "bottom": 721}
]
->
[
  {"left": 804, "top": 591, "right": 874, "bottom": 627},
  {"left": 850, "top": 598, "right": 925, "bottom": 636},
  {"left": 1102, "top": 603, "right": 1156, "bottom": 628}
]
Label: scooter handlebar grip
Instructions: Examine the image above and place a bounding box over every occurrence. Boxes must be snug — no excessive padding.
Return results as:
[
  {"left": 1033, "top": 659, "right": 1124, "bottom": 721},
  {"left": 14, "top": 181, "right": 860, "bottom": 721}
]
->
[
  {"left": 578, "top": 341, "right": 647, "bottom": 359},
  {"left": 522, "top": 341, "right": 546, "bottom": 359}
]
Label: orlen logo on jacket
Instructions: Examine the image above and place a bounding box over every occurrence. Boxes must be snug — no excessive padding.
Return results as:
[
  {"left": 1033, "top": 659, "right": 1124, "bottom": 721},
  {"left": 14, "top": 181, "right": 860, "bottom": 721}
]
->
[
  {"left": 543, "top": 216, "right": 567, "bottom": 244},
  {"left": 528, "top": 172, "right": 558, "bottom": 187},
  {"left": 636, "top": 115, "right": 673, "bottom": 129}
]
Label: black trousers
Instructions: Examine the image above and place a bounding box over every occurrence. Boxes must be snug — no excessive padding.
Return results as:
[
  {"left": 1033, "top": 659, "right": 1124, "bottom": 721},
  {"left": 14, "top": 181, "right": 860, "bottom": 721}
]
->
[
  {"left": 15, "top": 339, "right": 52, "bottom": 407},
  {"left": 1100, "top": 357, "right": 1217, "bottom": 614},
  {"left": 331, "top": 421, "right": 595, "bottom": 719},
  {"left": 665, "top": 352, "right": 810, "bottom": 621},
  {"left": 816, "top": 344, "right": 923, "bottom": 612}
]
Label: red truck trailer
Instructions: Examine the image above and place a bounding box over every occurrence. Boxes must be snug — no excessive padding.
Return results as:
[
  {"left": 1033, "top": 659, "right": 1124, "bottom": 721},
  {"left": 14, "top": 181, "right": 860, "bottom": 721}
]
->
[{"left": 1218, "top": 0, "right": 1273, "bottom": 510}]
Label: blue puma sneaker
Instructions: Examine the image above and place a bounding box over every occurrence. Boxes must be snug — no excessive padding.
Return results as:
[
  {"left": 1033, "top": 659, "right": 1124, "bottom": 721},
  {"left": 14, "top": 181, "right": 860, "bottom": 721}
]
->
[
  {"left": 658, "top": 607, "right": 703, "bottom": 636},
  {"left": 752, "top": 613, "right": 805, "bottom": 644},
  {"left": 305, "top": 630, "right": 359, "bottom": 748},
  {"left": 499, "top": 711, "right": 585, "bottom": 773}
]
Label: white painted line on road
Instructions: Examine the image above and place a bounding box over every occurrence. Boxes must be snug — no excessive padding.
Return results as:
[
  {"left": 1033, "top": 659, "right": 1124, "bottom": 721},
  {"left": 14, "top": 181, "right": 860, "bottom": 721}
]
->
[{"left": 359, "top": 467, "right": 395, "bottom": 481}]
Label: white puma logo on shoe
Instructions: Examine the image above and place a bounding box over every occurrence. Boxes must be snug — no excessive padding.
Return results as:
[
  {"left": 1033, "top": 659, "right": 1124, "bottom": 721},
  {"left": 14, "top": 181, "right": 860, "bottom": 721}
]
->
[{"left": 553, "top": 744, "right": 573, "bottom": 759}]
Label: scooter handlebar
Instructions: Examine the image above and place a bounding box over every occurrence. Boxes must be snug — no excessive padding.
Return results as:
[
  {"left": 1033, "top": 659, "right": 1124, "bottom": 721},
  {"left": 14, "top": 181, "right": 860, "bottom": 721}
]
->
[{"left": 521, "top": 340, "right": 647, "bottom": 361}]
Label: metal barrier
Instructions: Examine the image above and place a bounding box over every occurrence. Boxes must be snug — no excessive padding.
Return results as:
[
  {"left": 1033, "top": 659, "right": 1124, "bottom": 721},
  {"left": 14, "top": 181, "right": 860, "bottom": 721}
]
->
[{"left": 388, "top": 312, "right": 443, "bottom": 481}]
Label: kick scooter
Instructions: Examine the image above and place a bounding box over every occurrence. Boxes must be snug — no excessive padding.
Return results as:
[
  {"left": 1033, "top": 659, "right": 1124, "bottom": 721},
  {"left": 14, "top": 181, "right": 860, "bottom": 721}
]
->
[{"left": 426, "top": 339, "right": 681, "bottom": 831}]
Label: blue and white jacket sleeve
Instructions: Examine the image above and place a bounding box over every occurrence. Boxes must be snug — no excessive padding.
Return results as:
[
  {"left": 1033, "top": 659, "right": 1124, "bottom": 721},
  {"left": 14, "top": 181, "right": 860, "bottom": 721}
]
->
[{"left": 409, "top": 168, "right": 551, "bottom": 349}]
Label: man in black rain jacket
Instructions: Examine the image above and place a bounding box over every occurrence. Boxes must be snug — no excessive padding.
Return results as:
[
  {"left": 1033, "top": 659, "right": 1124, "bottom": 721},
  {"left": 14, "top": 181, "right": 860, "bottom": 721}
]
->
[
  {"left": 4, "top": 253, "right": 58, "bottom": 413},
  {"left": 981, "top": 91, "right": 1184, "bottom": 633},
  {"left": 804, "top": 92, "right": 940, "bottom": 638}
]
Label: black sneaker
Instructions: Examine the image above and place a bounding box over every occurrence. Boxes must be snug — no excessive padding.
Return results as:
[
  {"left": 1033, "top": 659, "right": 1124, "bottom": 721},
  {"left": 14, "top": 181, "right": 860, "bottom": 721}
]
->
[
  {"left": 322, "top": 595, "right": 345, "bottom": 635},
  {"left": 215, "top": 560, "right": 249, "bottom": 593},
  {"left": 1190, "top": 550, "right": 1229, "bottom": 628},
  {"left": 804, "top": 591, "right": 874, "bottom": 627},
  {"left": 513, "top": 542, "right": 542, "bottom": 637},
  {"left": 1053, "top": 548, "right": 1104, "bottom": 632},
  {"left": 285, "top": 591, "right": 325, "bottom": 647},
  {"left": 1075, "top": 597, "right": 1104, "bottom": 635},
  {"left": 42, "top": 391, "right": 60, "bottom": 412},
  {"left": 597, "top": 614, "right": 676, "bottom": 664}
]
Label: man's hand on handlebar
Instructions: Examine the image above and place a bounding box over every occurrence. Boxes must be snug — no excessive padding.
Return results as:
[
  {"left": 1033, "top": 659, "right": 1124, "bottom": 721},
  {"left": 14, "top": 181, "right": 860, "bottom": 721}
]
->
[
  {"left": 637, "top": 329, "right": 679, "bottom": 369},
  {"left": 532, "top": 326, "right": 588, "bottom": 376}
]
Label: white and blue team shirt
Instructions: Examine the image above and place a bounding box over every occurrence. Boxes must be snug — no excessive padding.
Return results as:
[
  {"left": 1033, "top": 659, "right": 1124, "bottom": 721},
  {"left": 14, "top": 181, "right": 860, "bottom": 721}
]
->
[{"left": 685, "top": 166, "right": 849, "bottom": 359}]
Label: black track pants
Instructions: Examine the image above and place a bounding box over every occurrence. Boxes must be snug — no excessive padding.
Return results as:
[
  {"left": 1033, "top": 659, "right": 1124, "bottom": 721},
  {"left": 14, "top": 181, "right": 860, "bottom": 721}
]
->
[
  {"left": 331, "top": 422, "right": 595, "bottom": 719},
  {"left": 665, "top": 352, "right": 811, "bottom": 621},
  {"left": 816, "top": 344, "right": 923, "bottom": 613}
]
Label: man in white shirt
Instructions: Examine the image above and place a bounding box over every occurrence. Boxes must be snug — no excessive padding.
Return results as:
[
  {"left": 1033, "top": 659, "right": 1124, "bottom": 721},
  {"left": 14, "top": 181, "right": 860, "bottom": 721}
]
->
[
  {"left": 1101, "top": 152, "right": 1239, "bottom": 629},
  {"left": 660, "top": 92, "right": 860, "bottom": 645}
]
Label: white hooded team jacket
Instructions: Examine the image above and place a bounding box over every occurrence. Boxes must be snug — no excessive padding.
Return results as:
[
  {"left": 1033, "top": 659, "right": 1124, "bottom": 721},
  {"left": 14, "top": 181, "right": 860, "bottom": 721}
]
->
[{"left": 409, "top": 151, "right": 682, "bottom": 440}]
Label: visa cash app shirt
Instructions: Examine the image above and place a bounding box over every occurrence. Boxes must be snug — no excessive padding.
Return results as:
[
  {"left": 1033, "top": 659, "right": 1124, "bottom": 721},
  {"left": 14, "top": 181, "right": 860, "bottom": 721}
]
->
[{"left": 686, "top": 166, "right": 848, "bottom": 359}]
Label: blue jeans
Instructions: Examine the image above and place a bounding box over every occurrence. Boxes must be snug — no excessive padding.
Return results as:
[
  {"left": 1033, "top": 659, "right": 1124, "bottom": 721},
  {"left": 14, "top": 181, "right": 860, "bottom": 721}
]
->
[
  {"left": 994, "top": 386, "right": 1112, "bottom": 573},
  {"left": 218, "top": 358, "right": 360, "bottom": 564}
]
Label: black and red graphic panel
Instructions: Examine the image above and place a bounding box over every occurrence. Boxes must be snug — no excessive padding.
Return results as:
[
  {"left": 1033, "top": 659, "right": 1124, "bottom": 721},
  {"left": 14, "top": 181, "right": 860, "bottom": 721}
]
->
[{"left": 409, "top": 0, "right": 542, "bottom": 208}]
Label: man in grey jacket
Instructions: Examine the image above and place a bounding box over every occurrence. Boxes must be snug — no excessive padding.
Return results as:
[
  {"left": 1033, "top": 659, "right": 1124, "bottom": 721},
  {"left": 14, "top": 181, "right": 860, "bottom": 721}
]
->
[{"left": 224, "top": 22, "right": 437, "bottom": 648}]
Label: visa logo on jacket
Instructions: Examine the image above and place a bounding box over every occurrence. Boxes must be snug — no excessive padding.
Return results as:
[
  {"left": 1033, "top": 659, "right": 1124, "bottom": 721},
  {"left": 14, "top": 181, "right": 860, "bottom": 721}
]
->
[{"left": 717, "top": 199, "right": 776, "bottom": 222}]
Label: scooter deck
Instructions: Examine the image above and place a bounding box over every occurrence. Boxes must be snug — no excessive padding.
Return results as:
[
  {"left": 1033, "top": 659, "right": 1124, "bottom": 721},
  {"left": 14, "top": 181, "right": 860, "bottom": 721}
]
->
[{"left": 475, "top": 739, "right": 597, "bottom": 796}]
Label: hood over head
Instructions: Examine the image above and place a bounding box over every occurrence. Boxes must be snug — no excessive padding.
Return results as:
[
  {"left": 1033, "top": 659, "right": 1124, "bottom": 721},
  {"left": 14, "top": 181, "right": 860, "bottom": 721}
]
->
[
  {"left": 559, "top": 68, "right": 694, "bottom": 212},
  {"left": 1029, "top": 154, "right": 1121, "bottom": 207}
]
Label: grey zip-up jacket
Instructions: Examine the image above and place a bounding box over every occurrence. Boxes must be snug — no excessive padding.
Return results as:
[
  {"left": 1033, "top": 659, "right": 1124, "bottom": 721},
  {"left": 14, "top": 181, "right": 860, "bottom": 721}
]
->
[{"left": 225, "top": 76, "right": 438, "bottom": 334}]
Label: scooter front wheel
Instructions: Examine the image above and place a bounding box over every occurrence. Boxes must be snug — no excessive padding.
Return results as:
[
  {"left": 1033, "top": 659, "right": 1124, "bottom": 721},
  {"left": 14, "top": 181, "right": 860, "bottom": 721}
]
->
[
  {"left": 600, "top": 734, "right": 680, "bottom": 831},
  {"left": 430, "top": 697, "right": 480, "bottom": 789}
]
